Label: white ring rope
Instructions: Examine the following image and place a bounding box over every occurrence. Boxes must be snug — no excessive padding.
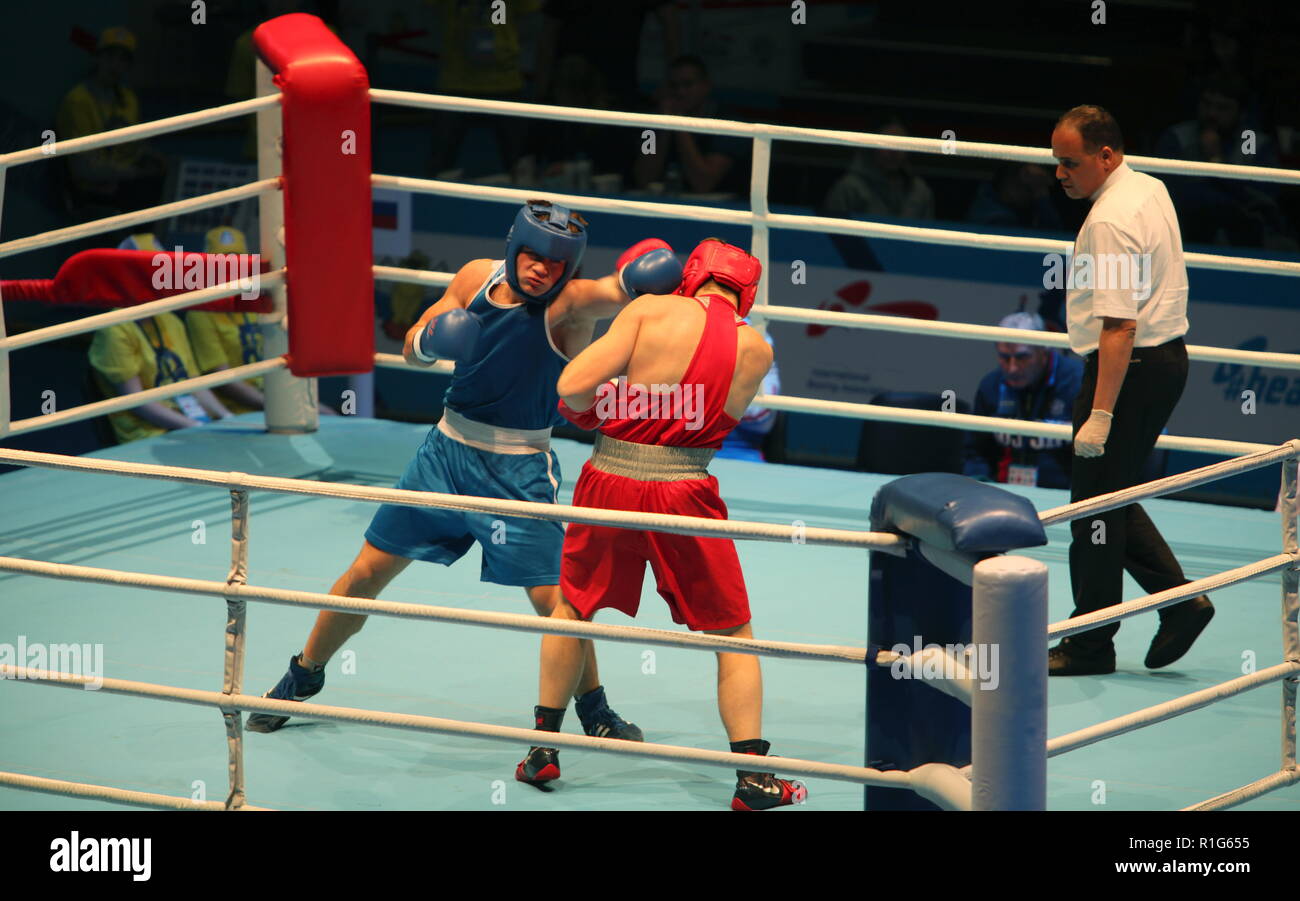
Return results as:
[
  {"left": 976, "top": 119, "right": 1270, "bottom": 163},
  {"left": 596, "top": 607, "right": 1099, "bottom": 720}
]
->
[
  {"left": 751, "top": 305, "right": 1300, "bottom": 370},
  {"left": 3, "top": 358, "right": 286, "bottom": 437},
  {"left": 0, "top": 448, "right": 909, "bottom": 552},
  {"left": 370, "top": 174, "right": 1300, "bottom": 279},
  {"left": 1047, "top": 662, "right": 1300, "bottom": 759},
  {"left": 743, "top": 395, "right": 1278, "bottom": 457},
  {"left": 1038, "top": 439, "right": 1300, "bottom": 525},
  {"left": 0, "top": 665, "right": 970, "bottom": 807},
  {"left": 0, "top": 179, "right": 280, "bottom": 261},
  {"left": 369, "top": 90, "right": 1300, "bottom": 187},
  {"left": 1183, "top": 770, "right": 1300, "bottom": 812},
  {"left": 373, "top": 346, "right": 1280, "bottom": 464},
  {"left": 1048, "top": 552, "right": 1298, "bottom": 640},
  {"left": 374, "top": 351, "right": 454, "bottom": 375},
  {"left": 0, "top": 555, "right": 873, "bottom": 665},
  {"left": 0, "top": 95, "right": 280, "bottom": 170},
  {"left": 372, "top": 265, "right": 1300, "bottom": 371},
  {"left": 0, "top": 770, "right": 270, "bottom": 812}
]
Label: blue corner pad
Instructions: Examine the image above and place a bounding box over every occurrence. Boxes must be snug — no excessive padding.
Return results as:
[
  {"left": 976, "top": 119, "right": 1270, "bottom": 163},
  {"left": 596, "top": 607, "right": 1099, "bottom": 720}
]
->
[{"left": 870, "top": 473, "right": 1048, "bottom": 554}]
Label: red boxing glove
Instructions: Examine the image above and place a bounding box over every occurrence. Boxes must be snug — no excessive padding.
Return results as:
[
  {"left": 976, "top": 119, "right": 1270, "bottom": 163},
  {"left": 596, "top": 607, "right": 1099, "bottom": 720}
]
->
[
  {"left": 616, "top": 238, "right": 672, "bottom": 271},
  {"left": 557, "top": 380, "right": 618, "bottom": 430}
]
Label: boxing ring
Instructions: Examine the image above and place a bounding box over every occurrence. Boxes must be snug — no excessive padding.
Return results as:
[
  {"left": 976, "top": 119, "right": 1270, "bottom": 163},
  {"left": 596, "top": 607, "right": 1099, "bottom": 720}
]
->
[{"left": 1, "top": 15, "right": 1298, "bottom": 812}]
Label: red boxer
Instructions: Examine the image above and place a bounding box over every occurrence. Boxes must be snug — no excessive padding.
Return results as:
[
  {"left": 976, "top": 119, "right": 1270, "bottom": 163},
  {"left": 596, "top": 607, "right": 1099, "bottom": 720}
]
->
[{"left": 516, "top": 239, "right": 808, "bottom": 811}]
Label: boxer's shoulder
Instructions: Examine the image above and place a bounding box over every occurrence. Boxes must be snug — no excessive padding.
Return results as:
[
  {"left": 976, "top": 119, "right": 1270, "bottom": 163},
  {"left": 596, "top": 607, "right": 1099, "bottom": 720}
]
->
[
  {"left": 737, "top": 324, "right": 774, "bottom": 367},
  {"left": 444, "top": 258, "right": 499, "bottom": 306},
  {"left": 619, "top": 292, "right": 681, "bottom": 320},
  {"left": 454, "top": 258, "right": 498, "bottom": 285}
]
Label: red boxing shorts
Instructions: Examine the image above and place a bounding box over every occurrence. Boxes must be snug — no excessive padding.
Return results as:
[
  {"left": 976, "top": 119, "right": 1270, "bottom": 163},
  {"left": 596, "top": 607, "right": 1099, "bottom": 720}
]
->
[{"left": 561, "top": 463, "right": 751, "bottom": 632}]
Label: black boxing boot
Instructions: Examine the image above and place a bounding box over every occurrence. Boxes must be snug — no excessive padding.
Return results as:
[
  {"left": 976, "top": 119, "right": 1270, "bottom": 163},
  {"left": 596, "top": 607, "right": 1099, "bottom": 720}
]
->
[
  {"left": 516, "top": 705, "right": 565, "bottom": 788},
  {"left": 730, "top": 739, "right": 809, "bottom": 811}
]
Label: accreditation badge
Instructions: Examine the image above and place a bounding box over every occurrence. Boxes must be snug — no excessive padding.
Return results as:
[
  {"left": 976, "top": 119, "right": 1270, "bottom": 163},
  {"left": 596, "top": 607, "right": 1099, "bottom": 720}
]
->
[{"left": 174, "top": 393, "right": 210, "bottom": 423}]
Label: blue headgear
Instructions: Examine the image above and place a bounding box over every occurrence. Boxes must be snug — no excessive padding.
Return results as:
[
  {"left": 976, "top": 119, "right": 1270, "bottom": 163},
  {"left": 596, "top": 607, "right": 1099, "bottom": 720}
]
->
[{"left": 504, "top": 201, "right": 587, "bottom": 303}]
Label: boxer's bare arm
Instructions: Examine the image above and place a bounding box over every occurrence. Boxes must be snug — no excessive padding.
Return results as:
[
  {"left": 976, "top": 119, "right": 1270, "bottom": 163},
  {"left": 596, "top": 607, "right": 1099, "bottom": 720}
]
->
[
  {"left": 724, "top": 325, "right": 775, "bottom": 421},
  {"left": 549, "top": 273, "right": 632, "bottom": 357},
  {"left": 402, "top": 259, "right": 493, "bottom": 367},
  {"left": 556, "top": 296, "right": 647, "bottom": 410},
  {"left": 556, "top": 273, "right": 630, "bottom": 320}
]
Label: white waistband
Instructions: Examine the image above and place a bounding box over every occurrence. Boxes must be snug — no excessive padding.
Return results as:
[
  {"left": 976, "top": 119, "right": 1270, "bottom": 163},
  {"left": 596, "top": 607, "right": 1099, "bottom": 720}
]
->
[{"left": 437, "top": 407, "right": 552, "bottom": 454}]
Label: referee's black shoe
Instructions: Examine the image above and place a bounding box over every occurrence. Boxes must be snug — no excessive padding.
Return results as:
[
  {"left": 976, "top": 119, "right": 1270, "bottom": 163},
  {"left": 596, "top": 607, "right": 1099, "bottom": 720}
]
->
[
  {"left": 1048, "top": 639, "right": 1115, "bottom": 676},
  {"left": 1145, "top": 596, "right": 1214, "bottom": 669}
]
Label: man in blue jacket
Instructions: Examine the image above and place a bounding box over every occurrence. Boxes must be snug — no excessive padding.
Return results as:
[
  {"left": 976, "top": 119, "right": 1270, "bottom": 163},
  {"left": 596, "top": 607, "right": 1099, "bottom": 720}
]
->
[{"left": 963, "top": 312, "right": 1083, "bottom": 489}]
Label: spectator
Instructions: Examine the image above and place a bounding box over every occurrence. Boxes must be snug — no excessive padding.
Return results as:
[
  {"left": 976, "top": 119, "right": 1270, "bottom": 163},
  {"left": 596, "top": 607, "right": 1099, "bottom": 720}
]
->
[
  {"left": 89, "top": 234, "right": 233, "bottom": 444},
  {"left": 1178, "top": 12, "right": 1256, "bottom": 115},
  {"left": 429, "top": 0, "right": 539, "bottom": 178},
  {"left": 718, "top": 329, "right": 779, "bottom": 462},
  {"left": 823, "top": 118, "right": 934, "bottom": 220},
  {"left": 534, "top": 0, "right": 679, "bottom": 113},
  {"left": 632, "top": 55, "right": 751, "bottom": 196},
  {"left": 1154, "top": 71, "right": 1294, "bottom": 248},
  {"left": 184, "top": 227, "right": 266, "bottom": 415},
  {"left": 225, "top": 0, "right": 305, "bottom": 160},
  {"left": 963, "top": 312, "right": 1082, "bottom": 489},
  {"left": 531, "top": 54, "right": 627, "bottom": 185},
  {"left": 55, "top": 27, "right": 166, "bottom": 224},
  {"left": 967, "top": 163, "right": 1063, "bottom": 230}
]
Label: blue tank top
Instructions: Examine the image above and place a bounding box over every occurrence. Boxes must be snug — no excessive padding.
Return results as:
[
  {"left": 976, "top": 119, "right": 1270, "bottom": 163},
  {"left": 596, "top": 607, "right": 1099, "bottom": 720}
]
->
[{"left": 442, "top": 262, "right": 569, "bottom": 430}]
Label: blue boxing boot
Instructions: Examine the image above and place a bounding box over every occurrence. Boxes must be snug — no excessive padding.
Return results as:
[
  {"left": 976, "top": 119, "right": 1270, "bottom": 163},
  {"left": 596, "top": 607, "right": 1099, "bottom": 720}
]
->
[
  {"left": 245, "top": 654, "right": 325, "bottom": 733},
  {"left": 574, "top": 685, "right": 643, "bottom": 741}
]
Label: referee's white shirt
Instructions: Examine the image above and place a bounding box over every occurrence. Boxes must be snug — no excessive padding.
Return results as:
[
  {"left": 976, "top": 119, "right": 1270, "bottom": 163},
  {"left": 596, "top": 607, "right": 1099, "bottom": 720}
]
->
[{"left": 1066, "top": 160, "right": 1189, "bottom": 355}]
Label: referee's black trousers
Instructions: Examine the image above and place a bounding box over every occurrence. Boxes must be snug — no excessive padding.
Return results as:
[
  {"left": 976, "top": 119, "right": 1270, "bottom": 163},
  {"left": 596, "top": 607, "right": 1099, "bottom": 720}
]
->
[{"left": 1067, "top": 338, "right": 1190, "bottom": 652}]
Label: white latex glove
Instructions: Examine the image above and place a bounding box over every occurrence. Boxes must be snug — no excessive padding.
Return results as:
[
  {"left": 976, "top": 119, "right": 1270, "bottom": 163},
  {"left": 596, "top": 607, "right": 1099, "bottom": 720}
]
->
[{"left": 1074, "top": 409, "right": 1113, "bottom": 458}]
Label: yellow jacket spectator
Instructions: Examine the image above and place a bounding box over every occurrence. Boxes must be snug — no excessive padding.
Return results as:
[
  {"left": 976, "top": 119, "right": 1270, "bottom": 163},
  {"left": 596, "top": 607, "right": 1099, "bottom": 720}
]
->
[
  {"left": 184, "top": 227, "right": 339, "bottom": 417},
  {"left": 89, "top": 233, "right": 233, "bottom": 443},
  {"left": 90, "top": 311, "right": 233, "bottom": 444},
  {"left": 432, "top": 0, "right": 538, "bottom": 96},
  {"left": 427, "top": 0, "right": 539, "bottom": 175},
  {"left": 186, "top": 227, "right": 266, "bottom": 414},
  {"left": 56, "top": 27, "right": 163, "bottom": 208}
]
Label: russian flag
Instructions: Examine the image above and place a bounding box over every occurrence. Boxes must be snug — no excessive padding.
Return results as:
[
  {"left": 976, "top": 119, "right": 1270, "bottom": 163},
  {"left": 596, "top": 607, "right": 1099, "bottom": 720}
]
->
[{"left": 373, "top": 199, "right": 399, "bottom": 230}]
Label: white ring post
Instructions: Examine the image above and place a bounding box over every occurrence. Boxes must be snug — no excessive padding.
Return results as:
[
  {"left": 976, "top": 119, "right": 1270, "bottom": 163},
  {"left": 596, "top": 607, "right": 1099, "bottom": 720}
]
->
[
  {"left": 1280, "top": 456, "right": 1298, "bottom": 770},
  {"left": 748, "top": 136, "right": 772, "bottom": 335},
  {"left": 255, "top": 59, "right": 317, "bottom": 433},
  {"left": 971, "top": 555, "right": 1048, "bottom": 810}
]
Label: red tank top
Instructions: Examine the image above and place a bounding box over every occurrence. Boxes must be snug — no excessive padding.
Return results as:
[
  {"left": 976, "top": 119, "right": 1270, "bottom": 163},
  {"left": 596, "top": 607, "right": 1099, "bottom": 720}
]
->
[{"left": 596, "top": 295, "right": 742, "bottom": 449}]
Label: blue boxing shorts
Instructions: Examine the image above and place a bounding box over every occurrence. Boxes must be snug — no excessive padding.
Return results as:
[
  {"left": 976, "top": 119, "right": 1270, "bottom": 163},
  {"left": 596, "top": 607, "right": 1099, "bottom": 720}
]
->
[{"left": 365, "top": 426, "right": 564, "bottom": 586}]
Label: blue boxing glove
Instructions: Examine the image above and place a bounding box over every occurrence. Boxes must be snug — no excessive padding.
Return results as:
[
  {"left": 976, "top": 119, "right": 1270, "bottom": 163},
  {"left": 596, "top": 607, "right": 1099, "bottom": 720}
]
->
[
  {"left": 618, "top": 243, "right": 683, "bottom": 298},
  {"left": 414, "top": 308, "right": 481, "bottom": 363}
]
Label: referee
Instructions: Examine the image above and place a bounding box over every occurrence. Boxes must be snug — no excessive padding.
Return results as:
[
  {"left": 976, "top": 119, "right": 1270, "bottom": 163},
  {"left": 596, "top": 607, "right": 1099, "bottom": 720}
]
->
[{"left": 1048, "top": 105, "right": 1214, "bottom": 676}]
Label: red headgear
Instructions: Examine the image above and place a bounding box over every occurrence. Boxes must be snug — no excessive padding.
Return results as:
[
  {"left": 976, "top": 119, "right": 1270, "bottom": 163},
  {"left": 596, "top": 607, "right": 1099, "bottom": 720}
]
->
[{"left": 674, "top": 240, "right": 762, "bottom": 317}]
